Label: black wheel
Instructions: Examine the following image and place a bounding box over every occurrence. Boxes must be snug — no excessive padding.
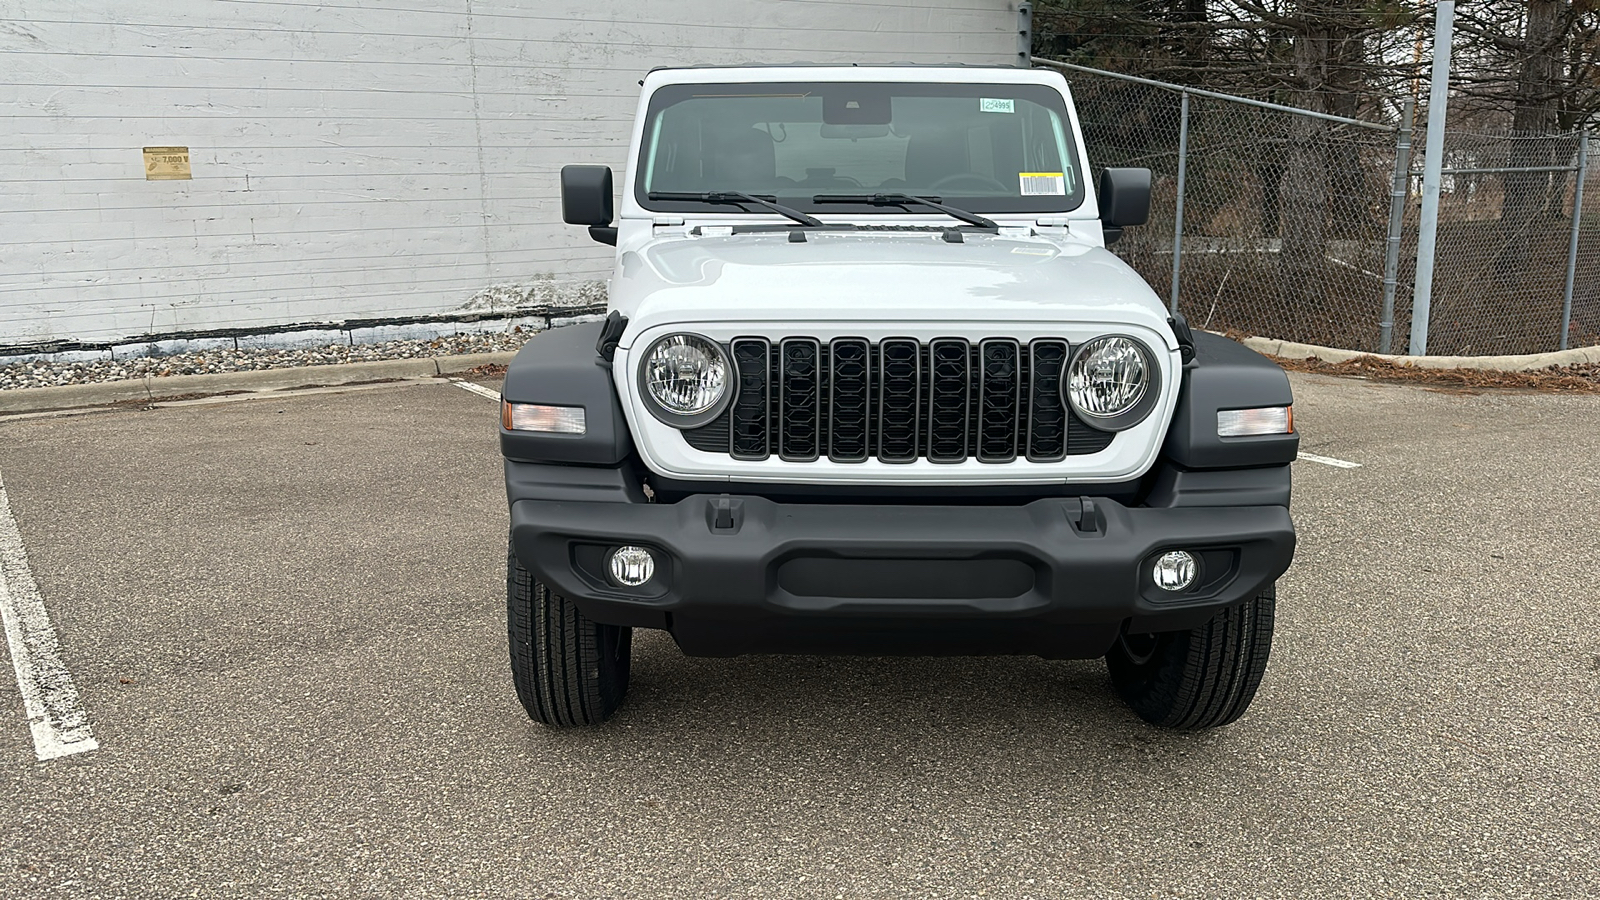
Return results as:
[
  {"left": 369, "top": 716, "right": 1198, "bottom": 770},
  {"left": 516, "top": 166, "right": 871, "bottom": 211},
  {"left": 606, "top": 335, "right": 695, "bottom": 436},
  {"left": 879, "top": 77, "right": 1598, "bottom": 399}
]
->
[
  {"left": 1105, "top": 585, "right": 1276, "bottom": 730},
  {"left": 507, "top": 543, "right": 631, "bottom": 726}
]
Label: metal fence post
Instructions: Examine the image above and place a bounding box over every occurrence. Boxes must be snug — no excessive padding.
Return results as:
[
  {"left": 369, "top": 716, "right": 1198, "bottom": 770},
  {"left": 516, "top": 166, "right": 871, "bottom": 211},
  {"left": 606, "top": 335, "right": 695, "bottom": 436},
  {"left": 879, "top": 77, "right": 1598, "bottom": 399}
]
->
[
  {"left": 1016, "top": 3, "right": 1032, "bottom": 68},
  {"left": 1560, "top": 127, "right": 1589, "bottom": 351},
  {"left": 1409, "top": 0, "right": 1454, "bottom": 356},
  {"left": 1380, "top": 98, "right": 1415, "bottom": 354},
  {"left": 1169, "top": 90, "right": 1190, "bottom": 314}
]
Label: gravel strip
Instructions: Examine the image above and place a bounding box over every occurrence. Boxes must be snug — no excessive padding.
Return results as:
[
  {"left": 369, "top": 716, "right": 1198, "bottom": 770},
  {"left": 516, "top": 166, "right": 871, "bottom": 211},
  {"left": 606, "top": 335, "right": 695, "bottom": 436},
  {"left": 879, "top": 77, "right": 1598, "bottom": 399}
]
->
[
  {"left": 0, "top": 330, "right": 536, "bottom": 391},
  {"left": 1270, "top": 352, "right": 1600, "bottom": 392}
]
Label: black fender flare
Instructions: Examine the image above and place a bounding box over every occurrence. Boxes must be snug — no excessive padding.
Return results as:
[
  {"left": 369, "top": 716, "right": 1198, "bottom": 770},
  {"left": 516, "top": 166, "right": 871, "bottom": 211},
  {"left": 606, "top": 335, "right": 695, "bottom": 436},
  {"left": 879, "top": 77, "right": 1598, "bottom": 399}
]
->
[
  {"left": 1161, "top": 332, "right": 1299, "bottom": 469},
  {"left": 499, "top": 321, "right": 634, "bottom": 466}
]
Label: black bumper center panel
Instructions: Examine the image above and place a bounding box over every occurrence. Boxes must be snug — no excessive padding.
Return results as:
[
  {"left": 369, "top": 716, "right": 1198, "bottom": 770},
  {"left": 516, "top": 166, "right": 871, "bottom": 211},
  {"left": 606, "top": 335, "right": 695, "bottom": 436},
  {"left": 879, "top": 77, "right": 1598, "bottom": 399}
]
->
[{"left": 510, "top": 490, "right": 1294, "bottom": 658}]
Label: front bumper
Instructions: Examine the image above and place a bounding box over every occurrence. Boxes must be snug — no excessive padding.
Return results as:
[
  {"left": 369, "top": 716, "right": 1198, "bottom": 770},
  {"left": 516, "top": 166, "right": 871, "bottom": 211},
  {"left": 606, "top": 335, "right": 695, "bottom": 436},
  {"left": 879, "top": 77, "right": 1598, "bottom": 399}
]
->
[{"left": 509, "top": 484, "right": 1294, "bottom": 659}]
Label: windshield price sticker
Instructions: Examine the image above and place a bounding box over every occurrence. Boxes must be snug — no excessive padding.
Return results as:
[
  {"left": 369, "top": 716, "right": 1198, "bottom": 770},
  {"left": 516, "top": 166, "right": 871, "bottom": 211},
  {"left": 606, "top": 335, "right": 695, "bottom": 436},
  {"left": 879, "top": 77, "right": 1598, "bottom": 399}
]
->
[
  {"left": 979, "top": 98, "right": 1014, "bottom": 114},
  {"left": 1019, "top": 172, "right": 1066, "bottom": 196}
]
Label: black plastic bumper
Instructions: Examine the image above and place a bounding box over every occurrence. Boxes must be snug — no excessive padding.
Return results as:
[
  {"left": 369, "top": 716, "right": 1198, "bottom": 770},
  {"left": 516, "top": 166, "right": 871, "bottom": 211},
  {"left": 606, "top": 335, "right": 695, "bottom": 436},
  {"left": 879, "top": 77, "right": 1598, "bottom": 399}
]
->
[{"left": 508, "top": 479, "right": 1295, "bottom": 659}]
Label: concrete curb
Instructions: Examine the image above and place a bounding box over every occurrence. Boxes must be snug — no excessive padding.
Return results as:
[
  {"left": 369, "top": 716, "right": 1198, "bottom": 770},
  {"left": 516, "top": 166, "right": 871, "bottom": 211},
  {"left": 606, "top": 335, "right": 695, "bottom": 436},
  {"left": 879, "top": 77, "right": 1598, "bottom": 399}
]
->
[
  {"left": 1239, "top": 336, "right": 1600, "bottom": 372},
  {"left": 0, "top": 352, "right": 519, "bottom": 415}
]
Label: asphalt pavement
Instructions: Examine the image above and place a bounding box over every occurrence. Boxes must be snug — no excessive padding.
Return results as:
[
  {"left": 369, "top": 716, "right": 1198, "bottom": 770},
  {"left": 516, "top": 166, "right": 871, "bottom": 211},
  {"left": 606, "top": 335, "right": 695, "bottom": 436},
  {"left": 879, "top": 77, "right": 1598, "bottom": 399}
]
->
[{"left": 0, "top": 373, "right": 1596, "bottom": 899}]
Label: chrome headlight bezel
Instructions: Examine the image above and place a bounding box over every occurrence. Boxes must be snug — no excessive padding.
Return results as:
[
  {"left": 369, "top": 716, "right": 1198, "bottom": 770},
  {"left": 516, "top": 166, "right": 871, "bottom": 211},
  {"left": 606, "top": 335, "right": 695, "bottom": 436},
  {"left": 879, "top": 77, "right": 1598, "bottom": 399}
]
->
[
  {"left": 636, "top": 332, "right": 734, "bottom": 429},
  {"left": 1065, "top": 335, "right": 1161, "bottom": 432}
]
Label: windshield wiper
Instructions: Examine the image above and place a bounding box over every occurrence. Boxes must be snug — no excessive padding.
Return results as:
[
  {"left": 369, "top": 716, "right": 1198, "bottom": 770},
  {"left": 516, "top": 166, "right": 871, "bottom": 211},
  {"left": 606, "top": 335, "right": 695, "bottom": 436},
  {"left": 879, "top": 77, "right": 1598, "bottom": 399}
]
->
[
  {"left": 811, "top": 192, "right": 998, "bottom": 230},
  {"left": 647, "top": 191, "right": 822, "bottom": 228}
]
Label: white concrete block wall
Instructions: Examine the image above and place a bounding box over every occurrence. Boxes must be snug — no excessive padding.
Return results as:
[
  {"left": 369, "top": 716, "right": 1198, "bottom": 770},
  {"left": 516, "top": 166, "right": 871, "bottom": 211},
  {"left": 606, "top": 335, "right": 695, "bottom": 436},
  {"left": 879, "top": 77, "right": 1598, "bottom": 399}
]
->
[{"left": 0, "top": 0, "right": 1021, "bottom": 350}]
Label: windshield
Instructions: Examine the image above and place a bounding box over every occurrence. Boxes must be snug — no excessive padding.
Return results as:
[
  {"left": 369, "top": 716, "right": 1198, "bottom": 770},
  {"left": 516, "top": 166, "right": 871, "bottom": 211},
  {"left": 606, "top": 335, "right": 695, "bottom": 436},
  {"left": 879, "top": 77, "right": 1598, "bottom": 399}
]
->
[{"left": 636, "top": 80, "right": 1084, "bottom": 215}]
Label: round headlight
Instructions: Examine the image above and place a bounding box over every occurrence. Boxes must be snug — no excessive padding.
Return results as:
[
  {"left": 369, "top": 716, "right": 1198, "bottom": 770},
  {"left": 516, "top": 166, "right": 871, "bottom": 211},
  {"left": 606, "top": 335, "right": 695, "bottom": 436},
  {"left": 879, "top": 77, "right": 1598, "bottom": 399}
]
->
[
  {"left": 1066, "top": 336, "right": 1159, "bottom": 431},
  {"left": 639, "top": 333, "right": 732, "bottom": 426}
]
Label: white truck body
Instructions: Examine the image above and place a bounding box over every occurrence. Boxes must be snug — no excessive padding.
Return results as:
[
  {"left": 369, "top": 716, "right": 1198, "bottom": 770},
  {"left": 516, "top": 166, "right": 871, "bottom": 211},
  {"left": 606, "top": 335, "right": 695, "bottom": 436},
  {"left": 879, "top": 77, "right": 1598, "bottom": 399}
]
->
[{"left": 499, "top": 62, "right": 1298, "bottom": 730}]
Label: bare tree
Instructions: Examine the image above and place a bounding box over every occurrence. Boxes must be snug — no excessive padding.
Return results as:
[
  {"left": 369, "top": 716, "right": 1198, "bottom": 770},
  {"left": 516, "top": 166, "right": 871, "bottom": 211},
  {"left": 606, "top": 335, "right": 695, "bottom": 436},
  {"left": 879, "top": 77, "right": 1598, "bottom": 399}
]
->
[
  {"left": 1034, "top": 0, "right": 1417, "bottom": 317},
  {"left": 1452, "top": 1, "right": 1600, "bottom": 132},
  {"left": 1033, "top": 0, "right": 1420, "bottom": 112},
  {"left": 1447, "top": 2, "right": 1598, "bottom": 269}
]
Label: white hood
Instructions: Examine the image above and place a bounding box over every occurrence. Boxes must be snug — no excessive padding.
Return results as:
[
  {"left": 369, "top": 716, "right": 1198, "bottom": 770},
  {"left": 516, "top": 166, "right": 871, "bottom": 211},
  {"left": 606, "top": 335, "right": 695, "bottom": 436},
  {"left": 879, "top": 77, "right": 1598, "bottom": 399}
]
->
[{"left": 610, "top": 230, "right": 1177, "bottom": 350}]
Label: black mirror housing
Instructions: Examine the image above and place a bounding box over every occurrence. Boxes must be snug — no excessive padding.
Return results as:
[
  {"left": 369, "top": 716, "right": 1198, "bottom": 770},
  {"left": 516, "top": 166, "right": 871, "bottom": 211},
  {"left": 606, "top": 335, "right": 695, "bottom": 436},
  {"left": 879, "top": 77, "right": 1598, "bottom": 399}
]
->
[
  {"left": 1098, "top": 167, "right": 1151, "bottom": 229},
  {"left": 561, "top": 165, "right": 614, "bottom": 227}
]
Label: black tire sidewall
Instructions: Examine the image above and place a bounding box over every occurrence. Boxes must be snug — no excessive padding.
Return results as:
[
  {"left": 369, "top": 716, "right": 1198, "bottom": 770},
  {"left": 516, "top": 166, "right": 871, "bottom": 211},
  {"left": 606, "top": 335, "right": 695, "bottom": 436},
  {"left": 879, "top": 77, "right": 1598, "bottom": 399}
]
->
[
  {"left": 1105, "top": 585, "right": 1277, "bottom": 730},
  {"left": 506, "top": 542, "right": 632, "bottom": 726}
]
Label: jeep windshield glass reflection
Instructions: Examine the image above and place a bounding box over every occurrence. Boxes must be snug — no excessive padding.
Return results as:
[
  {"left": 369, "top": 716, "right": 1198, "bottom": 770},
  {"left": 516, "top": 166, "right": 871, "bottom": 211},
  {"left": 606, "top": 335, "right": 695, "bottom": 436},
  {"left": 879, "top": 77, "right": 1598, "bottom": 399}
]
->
[{"left": 637, "top": 81, "right": 1085, "bottom": 215}]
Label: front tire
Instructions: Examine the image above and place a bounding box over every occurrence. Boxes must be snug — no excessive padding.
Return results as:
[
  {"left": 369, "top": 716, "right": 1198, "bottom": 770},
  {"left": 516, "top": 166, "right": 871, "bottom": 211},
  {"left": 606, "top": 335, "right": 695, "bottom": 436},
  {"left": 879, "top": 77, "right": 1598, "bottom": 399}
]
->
[
  {"left": 507, "top": 545, "right": 631, "bottom": 726},
  {"left": 1105, "top": 585, "right": 1276, "bottom": 730}
]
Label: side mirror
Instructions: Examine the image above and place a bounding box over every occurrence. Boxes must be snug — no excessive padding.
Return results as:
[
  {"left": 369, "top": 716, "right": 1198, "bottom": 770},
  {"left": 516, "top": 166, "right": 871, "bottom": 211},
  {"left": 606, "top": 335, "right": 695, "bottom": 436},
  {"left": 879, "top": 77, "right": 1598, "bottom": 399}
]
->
[
  {"left": 561, "top": 165, "right": 617, "bottom": 246},
  {"left": 1098, "top": 167, "right": 1151, "bottom": 245}
]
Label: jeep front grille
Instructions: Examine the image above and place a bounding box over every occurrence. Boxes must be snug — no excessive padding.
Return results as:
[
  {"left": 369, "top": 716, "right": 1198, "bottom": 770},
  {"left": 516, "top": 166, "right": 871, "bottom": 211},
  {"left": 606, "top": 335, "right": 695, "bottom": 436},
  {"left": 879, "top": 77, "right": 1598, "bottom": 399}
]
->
[{"left": 683, "top": 337, "right": 1114, "bottom": 463}]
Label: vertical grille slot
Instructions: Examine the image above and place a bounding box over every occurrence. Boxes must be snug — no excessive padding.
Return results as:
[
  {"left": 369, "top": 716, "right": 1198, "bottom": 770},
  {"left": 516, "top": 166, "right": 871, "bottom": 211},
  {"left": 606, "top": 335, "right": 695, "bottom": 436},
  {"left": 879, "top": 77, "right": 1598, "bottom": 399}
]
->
[
  {"left": 977, "top": 339, "right": 1021, "bottom": 462},
  {"left": 729, "top": 338, "right": 770, "bottom": 460},
  {"left": 1027, "top": 339, "right": 1069, "bottom": 462},
  {"left": 877, "top": 338, "right": 920, "bottom": 463},
  {"left": 925, "top": 338, "right": 970, "bottom": 463},
  {"left": 828, "top": 338, "right": 870, "bottom": 462},
  {"left": 778, "top": 338, "right": 821, "bottom": 461}
]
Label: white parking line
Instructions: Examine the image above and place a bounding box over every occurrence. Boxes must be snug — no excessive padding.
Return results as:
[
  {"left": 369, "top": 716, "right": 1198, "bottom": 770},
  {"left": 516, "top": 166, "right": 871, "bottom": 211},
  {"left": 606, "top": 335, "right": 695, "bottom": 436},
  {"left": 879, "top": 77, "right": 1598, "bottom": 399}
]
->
[
  {"left": 450, "top": 379, "right": 501, "bottom": 402},
  {"left": 0, "top": 467, "right": 99, "bottom": 761},
  {"left": 1297, "top": 451, "right": 1363, "bottom": 469}
]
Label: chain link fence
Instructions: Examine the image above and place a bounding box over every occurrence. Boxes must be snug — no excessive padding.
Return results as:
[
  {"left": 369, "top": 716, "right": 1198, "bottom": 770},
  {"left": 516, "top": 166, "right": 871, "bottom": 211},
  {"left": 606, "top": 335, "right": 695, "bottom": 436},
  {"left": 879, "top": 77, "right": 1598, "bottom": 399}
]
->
[
  {"left": 1409, "top": 131, "right": 1598, "bottom": 354},
  {"left": 1042, "top": 59, "right": 1596, "bottom": 357}
]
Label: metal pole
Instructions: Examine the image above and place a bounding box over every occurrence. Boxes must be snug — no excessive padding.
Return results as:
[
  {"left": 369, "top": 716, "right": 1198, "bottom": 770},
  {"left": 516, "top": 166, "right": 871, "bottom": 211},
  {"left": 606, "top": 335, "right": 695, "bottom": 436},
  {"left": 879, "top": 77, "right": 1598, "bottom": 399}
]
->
[
  {"left": 1017, "top": 4, "right": 1032, "bottom": 68},
  {"left": 1409, "top": 0, "right": 1453, "bottom": 356},
  {"left": 1169, "top": 90, "right": 1190, "bottom": 314},
  {"left": 1561, "top": 127, "right": 1589, "bottom": 351},
  {"left": 1380, "top": 97, "right": 1416, "bottom": 354}
]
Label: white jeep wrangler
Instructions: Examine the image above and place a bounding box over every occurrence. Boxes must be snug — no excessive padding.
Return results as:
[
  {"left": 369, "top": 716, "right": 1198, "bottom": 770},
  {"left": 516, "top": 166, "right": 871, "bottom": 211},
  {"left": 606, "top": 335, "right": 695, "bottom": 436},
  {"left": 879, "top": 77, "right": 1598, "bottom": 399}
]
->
[{"left": 499, "top": 65, "right": 1298, "bottom": 729}]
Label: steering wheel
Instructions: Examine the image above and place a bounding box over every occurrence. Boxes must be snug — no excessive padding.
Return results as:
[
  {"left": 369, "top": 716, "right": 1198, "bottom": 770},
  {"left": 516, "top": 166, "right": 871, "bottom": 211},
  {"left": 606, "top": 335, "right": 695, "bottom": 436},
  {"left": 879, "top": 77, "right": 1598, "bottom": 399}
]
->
[{"left": 929, "top": 173, "right": 1010, "bottom": 194}]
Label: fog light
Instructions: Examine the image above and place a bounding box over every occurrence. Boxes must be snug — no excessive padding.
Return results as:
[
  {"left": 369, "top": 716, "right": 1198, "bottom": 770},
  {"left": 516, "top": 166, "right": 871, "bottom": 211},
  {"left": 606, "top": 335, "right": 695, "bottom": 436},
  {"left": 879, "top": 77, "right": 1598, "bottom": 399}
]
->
[
  {"left": 1153, "top": 550, "right": 1197, "bottom": 592},
  {"left": 608, "top": 546, "right": 655, "bottom": 587}
]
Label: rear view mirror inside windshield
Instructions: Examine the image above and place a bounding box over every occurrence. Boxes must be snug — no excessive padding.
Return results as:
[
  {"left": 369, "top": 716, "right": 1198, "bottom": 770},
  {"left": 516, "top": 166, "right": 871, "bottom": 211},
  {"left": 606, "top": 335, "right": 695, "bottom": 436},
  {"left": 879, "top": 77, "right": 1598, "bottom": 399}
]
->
[{"left": 823, "top": 88, "right": 890, "bottom": 125}]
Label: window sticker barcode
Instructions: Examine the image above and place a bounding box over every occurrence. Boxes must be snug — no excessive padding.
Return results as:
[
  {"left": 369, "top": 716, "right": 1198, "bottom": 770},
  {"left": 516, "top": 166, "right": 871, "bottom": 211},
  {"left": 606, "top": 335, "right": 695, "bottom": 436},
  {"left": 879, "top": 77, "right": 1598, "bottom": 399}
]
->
[{"left": 1019, "top": 172, "right": 1066, "bottom": 196}]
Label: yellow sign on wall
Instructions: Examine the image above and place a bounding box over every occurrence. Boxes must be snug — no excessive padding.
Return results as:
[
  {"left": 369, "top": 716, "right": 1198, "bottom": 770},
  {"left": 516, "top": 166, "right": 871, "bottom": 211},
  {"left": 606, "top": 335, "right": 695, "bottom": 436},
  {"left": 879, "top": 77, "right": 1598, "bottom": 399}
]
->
[{"left": 143, "top": 146, "right": 191, "bottom": 180}]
